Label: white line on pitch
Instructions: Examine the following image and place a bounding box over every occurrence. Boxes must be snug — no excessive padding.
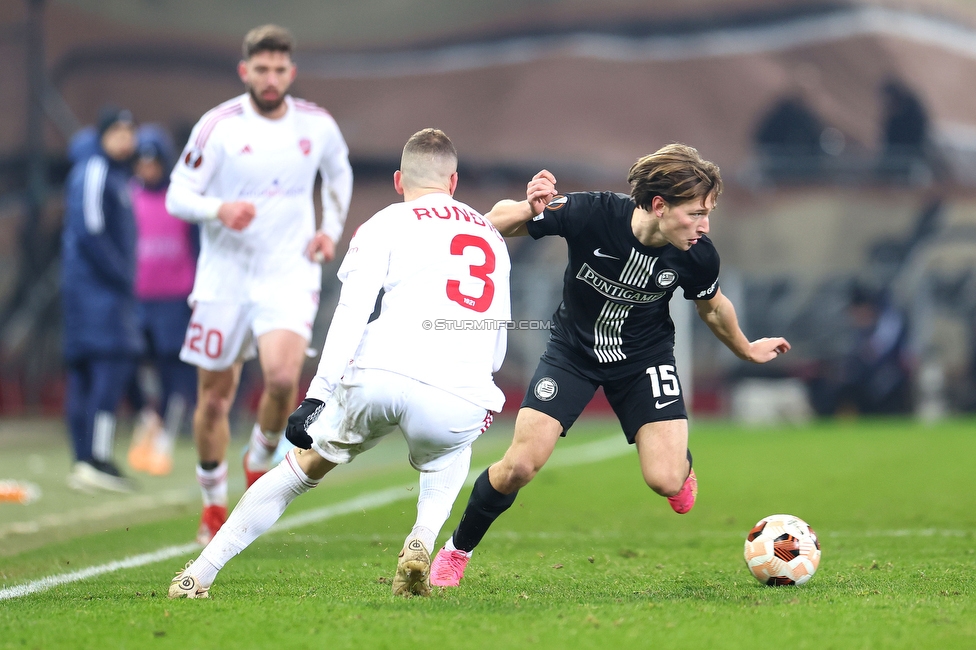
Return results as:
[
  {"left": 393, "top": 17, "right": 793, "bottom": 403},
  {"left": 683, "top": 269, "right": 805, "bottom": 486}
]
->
[
  {"left": 0, "top": 437, "right": 629, "bottom": 601},
  {"left": 0, "top": 543, "right": 201, "bottom": 601}
]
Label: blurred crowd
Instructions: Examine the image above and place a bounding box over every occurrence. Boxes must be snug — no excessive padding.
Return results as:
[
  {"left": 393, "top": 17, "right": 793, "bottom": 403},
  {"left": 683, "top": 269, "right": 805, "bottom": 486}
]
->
[
  {"left": 749, "top": 76, "right": 976, "bottom": 419},
  {"left": 754, "top": 77, "right": 936, "bottom": 185}
]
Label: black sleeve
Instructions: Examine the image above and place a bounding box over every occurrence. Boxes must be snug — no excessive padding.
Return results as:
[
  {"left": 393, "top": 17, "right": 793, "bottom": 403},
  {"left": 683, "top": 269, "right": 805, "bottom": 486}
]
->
[
  {"left": 525, "top": 192, "right": 594, "bottom": 241},
  {"left": 681, "top": 236, "right": 721, "bottom": 300}
]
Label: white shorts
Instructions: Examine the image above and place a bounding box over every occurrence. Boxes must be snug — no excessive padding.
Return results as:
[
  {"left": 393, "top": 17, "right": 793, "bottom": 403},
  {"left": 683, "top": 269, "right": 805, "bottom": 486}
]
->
[
  {"left": 179, "top": 290, "right": 318, "bottom": 371},
  {"left": 309, "top": 367, "right": 494, "bottom": 472}
]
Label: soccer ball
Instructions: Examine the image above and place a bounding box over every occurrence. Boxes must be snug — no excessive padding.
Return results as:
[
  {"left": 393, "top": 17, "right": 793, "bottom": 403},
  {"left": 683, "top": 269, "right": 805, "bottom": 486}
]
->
[{"left": 743, "top": 514, "right": 821, "bottom": 586}]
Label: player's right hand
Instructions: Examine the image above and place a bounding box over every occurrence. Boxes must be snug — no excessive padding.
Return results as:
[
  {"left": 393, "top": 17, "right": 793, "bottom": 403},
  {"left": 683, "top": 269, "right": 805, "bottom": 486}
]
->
[
  {"left": 285, "top": 398, "right": 325, "bottom": 449},
  {"left": 746, "top": 337, "right": 792, "bottom": 363},
  {"left": 217, "top": 201, "right": 257, "bottom": 231},
  {"left": 527, "top": 170, "right": 557, "bottom": 216}
]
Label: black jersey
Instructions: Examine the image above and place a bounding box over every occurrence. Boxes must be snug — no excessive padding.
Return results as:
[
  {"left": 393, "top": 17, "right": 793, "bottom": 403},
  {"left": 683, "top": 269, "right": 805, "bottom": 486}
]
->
[{"left": 526, "top": 191, "right": 720, "bottom": 370}]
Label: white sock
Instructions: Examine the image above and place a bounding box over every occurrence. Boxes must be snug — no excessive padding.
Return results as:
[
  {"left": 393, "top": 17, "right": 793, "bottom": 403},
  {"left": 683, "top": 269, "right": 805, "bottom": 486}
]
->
[
  {"left": 443, "top": 537, "right": 472, "bottom": 558},
  {"left": 408, "top": 526, "right": 437, "bottom": 555},
  {"left": 198, "top": 450, "right": 318, "bottom": 581},
  {"left": 414, "top": 445, "right": 471, "bottom": 551},
  {"left": 196, "top": 462, "right": 228, "bottom": 507},
  {"left": 186, "top": 556, "right": 220, "bottom": 588},
  {"left": 246, "top": 424, "right": 283, "bottom": 470}
]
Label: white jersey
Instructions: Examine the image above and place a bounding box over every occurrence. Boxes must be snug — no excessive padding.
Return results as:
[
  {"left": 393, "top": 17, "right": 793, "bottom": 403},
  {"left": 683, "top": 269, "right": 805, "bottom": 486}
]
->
[
  {"left": 306, "top": 192, "right": 511, "bottom": 412},
  {"left": 166, "top": 94, "right": 353, "bottom": 303}
]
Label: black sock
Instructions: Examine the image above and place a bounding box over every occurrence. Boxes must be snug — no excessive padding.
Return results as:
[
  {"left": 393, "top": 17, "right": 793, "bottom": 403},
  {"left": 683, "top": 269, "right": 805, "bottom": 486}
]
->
[
  {"left": 199, "top": 460, "right": 220, "bottom": 471},
  {"left": 687, "top": 448, "right": 693, "bottom": 471},
  {"left": 451, "top": 468, "right": 518, "bottom": 552}
]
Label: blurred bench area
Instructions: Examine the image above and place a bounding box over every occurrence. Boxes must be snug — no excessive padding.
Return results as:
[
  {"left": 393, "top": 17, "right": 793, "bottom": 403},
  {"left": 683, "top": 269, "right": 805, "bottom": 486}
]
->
[{"left": 3, "top": 0, "right": 976, "bottom": 423}]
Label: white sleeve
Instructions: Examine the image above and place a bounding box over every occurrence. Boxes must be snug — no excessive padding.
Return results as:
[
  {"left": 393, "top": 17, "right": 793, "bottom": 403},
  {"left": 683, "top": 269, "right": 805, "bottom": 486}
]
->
[
  {"left": 165, "top": 183, "right": 221, "bottom": 223},
  {"left": 317, "top": 119, "right": 353, "bottom": 243},
  {"left": 305, "top": 219, "right": 390, "bottom": 402},
  {"left": 166, "top": 113, "right": 225, "bottom": 223}
]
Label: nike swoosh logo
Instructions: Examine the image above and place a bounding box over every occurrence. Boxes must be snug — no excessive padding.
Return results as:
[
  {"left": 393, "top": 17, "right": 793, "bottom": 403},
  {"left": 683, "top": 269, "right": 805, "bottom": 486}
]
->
[
  {"left": 593, "top": 248, "right": 619, "bottom": 259},
  {"left": 655, "top": 398, "right": 679, "bottom": 409}
]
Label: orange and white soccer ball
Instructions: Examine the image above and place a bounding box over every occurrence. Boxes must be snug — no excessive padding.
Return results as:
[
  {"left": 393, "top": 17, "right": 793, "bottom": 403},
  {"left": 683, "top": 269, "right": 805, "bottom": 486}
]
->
[{"left": 743, "top": 514, "right": 821, "bottom": 586}]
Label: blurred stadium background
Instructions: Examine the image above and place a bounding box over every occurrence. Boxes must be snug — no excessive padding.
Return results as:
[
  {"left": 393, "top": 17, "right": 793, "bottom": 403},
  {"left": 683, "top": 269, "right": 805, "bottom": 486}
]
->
[{"left": 3, "top": 0, "right": 976, "bottom": 429}]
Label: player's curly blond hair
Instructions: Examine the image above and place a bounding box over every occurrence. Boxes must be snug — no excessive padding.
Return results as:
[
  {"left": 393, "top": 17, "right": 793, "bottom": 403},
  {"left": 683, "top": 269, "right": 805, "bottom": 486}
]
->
[{"left": 628, "top": 143, "right": 722, "bottom": 210}]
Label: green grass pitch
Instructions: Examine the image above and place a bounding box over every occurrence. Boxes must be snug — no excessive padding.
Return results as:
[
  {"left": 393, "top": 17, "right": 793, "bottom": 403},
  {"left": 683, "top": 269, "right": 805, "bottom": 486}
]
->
[{"left": 1, "top": 417, "right": 973, "bottom": 649}]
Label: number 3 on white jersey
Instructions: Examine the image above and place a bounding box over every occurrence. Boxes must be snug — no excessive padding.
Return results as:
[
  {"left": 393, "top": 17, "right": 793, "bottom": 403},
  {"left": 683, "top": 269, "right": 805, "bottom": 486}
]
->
[{"left": 446, "top": 234, "right": 496, "bottom": 313}]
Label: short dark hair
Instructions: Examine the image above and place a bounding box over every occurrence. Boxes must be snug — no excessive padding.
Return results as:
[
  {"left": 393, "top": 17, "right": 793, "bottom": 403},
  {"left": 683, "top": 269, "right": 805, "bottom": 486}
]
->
[
  {"left": 242, "top": 24, "right": 294, "bottom": 60},
  {"left": 627, "top": 143, "right": 722, "bottom": 211}
]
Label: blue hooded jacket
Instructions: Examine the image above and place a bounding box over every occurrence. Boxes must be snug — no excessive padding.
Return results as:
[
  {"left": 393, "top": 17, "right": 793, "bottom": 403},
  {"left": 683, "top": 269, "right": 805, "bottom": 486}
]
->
[{"left": 60, "top": 130, "right": 144, "bottom": 361}]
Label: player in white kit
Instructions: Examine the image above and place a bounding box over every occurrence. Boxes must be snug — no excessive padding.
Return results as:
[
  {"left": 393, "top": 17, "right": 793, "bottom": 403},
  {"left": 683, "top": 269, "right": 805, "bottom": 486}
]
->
[
  {"left": 169, "top": 128, "right": 547, "bottom": 598},
  {"left": 165, "top": 25, "right": 353, "bottom": 544}
]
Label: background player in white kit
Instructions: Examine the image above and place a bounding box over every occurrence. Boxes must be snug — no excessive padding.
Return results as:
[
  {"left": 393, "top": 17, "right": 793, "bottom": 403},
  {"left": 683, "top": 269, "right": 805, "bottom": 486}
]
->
[
  {"left": 168, "top": 128, "right": 545, "bottom": 598},
  {"left": 165, "top": 25, "right": 353, "bottom": 543}
]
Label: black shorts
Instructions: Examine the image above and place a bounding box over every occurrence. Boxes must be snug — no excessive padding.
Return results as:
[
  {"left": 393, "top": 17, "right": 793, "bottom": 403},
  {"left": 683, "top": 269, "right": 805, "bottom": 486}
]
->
[{"left": 520, "top": 342, "right": 687, "bottom": 444}]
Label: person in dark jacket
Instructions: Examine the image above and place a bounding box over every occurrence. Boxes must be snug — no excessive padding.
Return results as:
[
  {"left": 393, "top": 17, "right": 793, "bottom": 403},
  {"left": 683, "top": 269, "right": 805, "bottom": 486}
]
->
[{"left": 62, "top": 107, "right": 143, "bottom": 492}]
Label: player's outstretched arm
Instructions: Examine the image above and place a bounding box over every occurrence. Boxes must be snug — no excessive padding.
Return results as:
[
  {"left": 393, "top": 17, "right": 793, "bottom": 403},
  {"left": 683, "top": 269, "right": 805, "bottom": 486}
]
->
[
  {"left": 485, "top": 170, "right": 557, "bottom": 237},
  {"left": 485, "top": 200, "right": 532, "bottom": 237},
  {"left": 694, "top": 288, "right": 791, "bottom": 363}
]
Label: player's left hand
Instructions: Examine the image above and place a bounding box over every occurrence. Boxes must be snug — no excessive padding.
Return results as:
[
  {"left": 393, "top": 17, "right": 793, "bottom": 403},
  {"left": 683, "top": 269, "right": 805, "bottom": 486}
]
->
[
  {"left": 526, "top": 170, "right": 557, "bottom": 216},
  {"left": 285, "top": 398, "right": 325, "bottom": 449},
  {"left": 306, "top": 232, "right": 336, "bottom": 263},
  {"left": 746, "top": 337, "right": 791, "bottom": 363}
]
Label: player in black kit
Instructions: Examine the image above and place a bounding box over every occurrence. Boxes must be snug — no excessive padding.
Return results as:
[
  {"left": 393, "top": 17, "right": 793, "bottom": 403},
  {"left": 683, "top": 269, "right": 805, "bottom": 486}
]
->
[{"left": 430, "top": 143, "right": 792, "bottom": 587}]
